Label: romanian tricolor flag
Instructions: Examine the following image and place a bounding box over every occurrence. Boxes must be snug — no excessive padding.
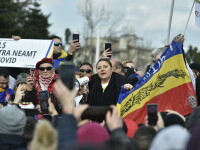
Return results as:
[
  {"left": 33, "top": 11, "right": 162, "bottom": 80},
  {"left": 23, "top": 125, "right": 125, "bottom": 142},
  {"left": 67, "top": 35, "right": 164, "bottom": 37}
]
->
[{"left": 117, "top": 41, "right": 197, "bottom": 124}]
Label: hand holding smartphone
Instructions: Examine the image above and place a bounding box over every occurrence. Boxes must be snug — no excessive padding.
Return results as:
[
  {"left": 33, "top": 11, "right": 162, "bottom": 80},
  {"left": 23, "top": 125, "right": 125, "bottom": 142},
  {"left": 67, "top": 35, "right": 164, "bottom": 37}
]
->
[
  {"left": 38, "top": 90, "right": 50, "bottom": 114},
  {"left": 59, "top": 62, "right": 75, "bottom": 90},
  {"left": 105, "top": 43, "right": 112, "bottom": 58},
  {"left": 147, "top": 104, "right": 158, "bottom": 126},
  {"left": 73, "top": 34, "right": 79, "bottom": 42}
]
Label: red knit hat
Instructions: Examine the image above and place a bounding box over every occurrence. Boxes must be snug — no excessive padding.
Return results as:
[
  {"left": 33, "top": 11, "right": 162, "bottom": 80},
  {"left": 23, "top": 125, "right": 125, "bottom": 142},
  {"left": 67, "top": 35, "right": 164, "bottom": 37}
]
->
[
  {"left": 124, "top": 119, "right": 138, "bottom": 138},
  {"left": 36, "top": 58, "right": 54, "bottom": 69},
  {"left": 77, "top": 122, "right": 110, "bottom": 145}
]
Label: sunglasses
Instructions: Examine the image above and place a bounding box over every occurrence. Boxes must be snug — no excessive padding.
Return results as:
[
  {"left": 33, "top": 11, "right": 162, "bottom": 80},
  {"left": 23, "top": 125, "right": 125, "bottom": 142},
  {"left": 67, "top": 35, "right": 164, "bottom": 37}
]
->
[
  {"left": 79, "top": 69, "right": 93, "bottom": 73},
  {"left": 54, "top": 43, "right": 63, "bottom": 47},
  {"left": 39, "top": 67, "right": 53, "bottom": 71},
  {"left": 0, "top": 82, "right": 8, "bottom": 85}
]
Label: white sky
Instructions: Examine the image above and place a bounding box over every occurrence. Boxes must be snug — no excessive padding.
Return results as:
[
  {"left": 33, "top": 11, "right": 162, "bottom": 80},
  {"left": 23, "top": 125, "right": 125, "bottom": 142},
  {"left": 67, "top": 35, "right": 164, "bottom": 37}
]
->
[{"left": 40, "top": 0, "right": 200, "bottom": 51}]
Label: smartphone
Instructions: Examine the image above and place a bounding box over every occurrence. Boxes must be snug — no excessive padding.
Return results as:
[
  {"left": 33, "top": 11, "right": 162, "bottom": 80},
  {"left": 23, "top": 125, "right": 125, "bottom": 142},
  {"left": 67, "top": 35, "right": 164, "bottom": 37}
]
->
[
  {"left": 105, "top": 43, "right": 112, "bottom": 51},
  {"left": 50, "top": 93, "right": 62, "bottom": 115},
  {"left": 147, "top": 104, "right": 158, "bottom": 126},
  {"left": 59, "top": 62, "right": 75, "bottom": 90},
  {"left": 81, "top": 106, "right": 112, "bottom": 122},
  {"left": 38, "top": 90, "right": 50, "bottom": 114},
  {"left": 73, "top": 34, "right": 79, "bottom": 42},
  {"left": 105, "top": 43, "right": 112, "bottom": 58}
]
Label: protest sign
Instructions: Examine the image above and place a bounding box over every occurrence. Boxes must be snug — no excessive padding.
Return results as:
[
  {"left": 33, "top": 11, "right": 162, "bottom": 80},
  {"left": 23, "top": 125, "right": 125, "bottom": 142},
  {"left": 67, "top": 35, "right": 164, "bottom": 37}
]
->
[{"left": 0, "top": 38, "right": 54, "bottom": 68}]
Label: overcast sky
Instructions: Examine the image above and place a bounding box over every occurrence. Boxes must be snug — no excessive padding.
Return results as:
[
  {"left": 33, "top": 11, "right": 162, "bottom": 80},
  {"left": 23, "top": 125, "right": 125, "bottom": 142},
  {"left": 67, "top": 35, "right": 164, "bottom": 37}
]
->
[{"left": 40, "top": 0, "right": 200, "bottom": 50}]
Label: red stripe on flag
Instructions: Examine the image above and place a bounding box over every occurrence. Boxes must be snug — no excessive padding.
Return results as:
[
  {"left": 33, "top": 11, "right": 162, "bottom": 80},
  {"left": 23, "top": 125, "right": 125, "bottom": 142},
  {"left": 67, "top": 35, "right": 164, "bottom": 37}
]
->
[{"left": 124, "top": 82, "right": 196, "bottom": 124}]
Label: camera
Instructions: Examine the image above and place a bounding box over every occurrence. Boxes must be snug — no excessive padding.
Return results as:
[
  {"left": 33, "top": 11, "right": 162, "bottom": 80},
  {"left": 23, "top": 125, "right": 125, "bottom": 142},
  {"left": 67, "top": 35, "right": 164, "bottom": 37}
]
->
[{"left": 124, "top": 67, "right": 136, "bottom": 77}]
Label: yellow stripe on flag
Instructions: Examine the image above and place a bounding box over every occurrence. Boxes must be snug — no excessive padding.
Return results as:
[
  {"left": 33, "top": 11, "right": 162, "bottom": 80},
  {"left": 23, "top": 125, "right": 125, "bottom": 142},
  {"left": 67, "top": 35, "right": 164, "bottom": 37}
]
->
[{"left": 118, "top": 54, "right": 191, "bottom": 118}]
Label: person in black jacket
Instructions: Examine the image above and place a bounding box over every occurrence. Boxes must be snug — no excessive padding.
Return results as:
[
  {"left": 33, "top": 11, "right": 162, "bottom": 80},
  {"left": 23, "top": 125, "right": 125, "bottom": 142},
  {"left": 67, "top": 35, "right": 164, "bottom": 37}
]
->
[
  {"left": 189, "top": 63, "right": 200, "bottom": 105},
  {"left": 87, "top": 58, "right": 130, "bottom": 106}
]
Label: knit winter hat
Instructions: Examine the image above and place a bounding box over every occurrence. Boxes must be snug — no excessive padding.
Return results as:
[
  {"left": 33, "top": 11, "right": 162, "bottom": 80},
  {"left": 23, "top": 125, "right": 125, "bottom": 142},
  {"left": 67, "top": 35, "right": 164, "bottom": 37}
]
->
[
  {"left": 150, "top": 125, "right": 190, "bottom": 150},
  {"left": 77, "top": 122, "right": 110, "bottom": 145},
  {"left": 0, "top": 106, "right": 27, "bottom": 135},
  {"left": 15, "top": 73, "right": 29, "bottom": 86},
  {"left": 36, "top": 58, "right": 54, "bottom": 69}
]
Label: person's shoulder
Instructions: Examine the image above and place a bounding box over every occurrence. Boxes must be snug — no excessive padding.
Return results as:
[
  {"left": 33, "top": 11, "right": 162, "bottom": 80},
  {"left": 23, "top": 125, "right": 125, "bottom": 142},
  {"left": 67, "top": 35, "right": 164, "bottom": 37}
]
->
[
  {"left": 89, "top": 74, "right": 99, "bottom": 82},
  {"left": 89, "top": 74, "right": 100, "bottom": 85},
  {"left": 113, "top": 72, "right": 131, "bottom": 84},
  {"left": 113, "top": 72, "right": 127, "bottom": 79}
]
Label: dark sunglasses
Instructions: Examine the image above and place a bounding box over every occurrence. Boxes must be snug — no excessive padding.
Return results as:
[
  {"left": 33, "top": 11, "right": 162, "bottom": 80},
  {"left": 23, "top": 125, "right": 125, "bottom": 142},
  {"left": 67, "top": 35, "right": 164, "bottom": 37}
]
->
[
  {"left": 0, "top": 82, "right": 8, "bottom": 85},
  {"left": 39, "top": 67, "right": 53, "bottom": 71},
  {"left": 54, "top": 43, "right": 63, "bottom": 47},
  {"left": 79, "top": 69, "right": 93, "bottom": 73}
]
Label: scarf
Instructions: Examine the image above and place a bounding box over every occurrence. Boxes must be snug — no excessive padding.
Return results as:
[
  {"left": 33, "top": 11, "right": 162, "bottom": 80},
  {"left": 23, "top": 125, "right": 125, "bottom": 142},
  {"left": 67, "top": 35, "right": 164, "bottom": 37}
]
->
[
  {"left": 0, "top": 88, "right": 14, "bottom": 104},
  {"left": 39, "top": 72, "right": 55, "bottom": 91}
]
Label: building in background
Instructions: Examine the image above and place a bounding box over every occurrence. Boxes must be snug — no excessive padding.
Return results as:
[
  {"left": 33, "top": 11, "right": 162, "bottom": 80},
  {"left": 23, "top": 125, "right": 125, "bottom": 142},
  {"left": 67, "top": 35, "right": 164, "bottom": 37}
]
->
[{"left": 75, "top": 34, "right": 152, "bottom": 71}]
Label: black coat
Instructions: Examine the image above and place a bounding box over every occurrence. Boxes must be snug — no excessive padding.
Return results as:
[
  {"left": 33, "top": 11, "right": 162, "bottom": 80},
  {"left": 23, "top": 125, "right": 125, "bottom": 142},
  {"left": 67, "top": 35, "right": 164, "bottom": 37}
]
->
[
  {"left": 87, "top": 72, "right": 130, "bottom": 106},
  {"left": 0, "top": 133, "right": 27, "bottom": 150}
]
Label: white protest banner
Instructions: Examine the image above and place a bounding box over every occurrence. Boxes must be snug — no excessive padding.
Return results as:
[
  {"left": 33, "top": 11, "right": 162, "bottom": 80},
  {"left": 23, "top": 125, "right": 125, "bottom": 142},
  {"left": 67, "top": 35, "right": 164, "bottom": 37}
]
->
[
  {"left": 195, "top": 1, "right": 200, "bottom": 28},
  {"left": 0, "top": 39, "right": 54, "bottom": 68}
]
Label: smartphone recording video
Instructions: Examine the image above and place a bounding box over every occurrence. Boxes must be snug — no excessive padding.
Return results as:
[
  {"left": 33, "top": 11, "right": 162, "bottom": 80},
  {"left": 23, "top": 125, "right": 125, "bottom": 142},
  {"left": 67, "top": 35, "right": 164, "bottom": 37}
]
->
[
  {"left": 81, "top": 106, "right": 112, "bottom": 122},
  {"left": 73, "top": 34, "right": 79, "bottom": 42},
  {"left": 147, "top": 104, "right": 158, "bottom": 126},
  {"left": 105, "top": 43, "right": 112, "bottom": 58},
  {"left": 38, "top": 90, "right": 50, "bottom": 114},
  {"left": 59, "top": 62, "right": 75, "bottom": 90},
  {"left": 105, "top": 43, "right": 112, "bottom": 52}
]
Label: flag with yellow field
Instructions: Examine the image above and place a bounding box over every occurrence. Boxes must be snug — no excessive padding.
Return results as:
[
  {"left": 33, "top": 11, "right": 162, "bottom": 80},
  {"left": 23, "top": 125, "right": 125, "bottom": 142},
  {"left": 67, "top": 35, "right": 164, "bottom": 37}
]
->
[{"left": 117, "top": 41, "right": 197, "bottom": 124}]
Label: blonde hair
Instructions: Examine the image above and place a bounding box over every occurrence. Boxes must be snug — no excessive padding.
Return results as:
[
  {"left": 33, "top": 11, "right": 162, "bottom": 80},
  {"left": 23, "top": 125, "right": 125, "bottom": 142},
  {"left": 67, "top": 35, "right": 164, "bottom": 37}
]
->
[
  {"left": 30, "top": 120, "right": 57, "bottom": 150},
  {"left": 75, "top": 72, "right": 86, "bottom": 78}
]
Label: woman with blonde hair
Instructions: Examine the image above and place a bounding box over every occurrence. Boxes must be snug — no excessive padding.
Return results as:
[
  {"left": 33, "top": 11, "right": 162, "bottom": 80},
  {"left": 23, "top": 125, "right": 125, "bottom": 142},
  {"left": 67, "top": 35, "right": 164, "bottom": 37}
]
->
[{"left": 30, "top": 120, "right": 57, "bottom": 150}]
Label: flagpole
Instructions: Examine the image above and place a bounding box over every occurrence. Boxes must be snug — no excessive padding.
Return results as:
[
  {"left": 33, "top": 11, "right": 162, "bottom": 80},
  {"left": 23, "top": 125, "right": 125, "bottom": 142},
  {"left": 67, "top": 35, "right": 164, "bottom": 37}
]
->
[
  {"left": 167, "top": 0, "right": 175, "bottom": 44},
  {"left": 95, "top": 30, "right": 100, "bottom": 64},
  {"left": 184, "top": 0, "right": 195, "bottom": 35}
]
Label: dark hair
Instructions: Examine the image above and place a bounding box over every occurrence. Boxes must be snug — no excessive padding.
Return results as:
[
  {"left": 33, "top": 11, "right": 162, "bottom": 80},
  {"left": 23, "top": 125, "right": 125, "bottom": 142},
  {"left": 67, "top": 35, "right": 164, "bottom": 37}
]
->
[
  {"left": 23, "top": 117, "right": 37, "bottom": 143},
  {"left": 96, "top": 58, "right": 112, "bottom": 68},
  {"left": 0, "top": 68, "right": 10, "bottom": 78},
  {"left": 104, "top": 138, "right": 139, "bottom": 150},
  {"left": 134, "top": 126, "right": 156, "bottom": 150},
  {"left": 50, "top": 35, "right": 62, "bottom": 41},
  {"left": 80, "top": 62, "right": 93, "bottom": 70},
  {"left": 164, "top": 114, "right": 185, "bottom": 127}
]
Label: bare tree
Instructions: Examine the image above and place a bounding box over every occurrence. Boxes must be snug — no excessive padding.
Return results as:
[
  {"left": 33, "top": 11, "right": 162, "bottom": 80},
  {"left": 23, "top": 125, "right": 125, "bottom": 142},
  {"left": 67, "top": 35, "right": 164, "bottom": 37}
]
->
[
  {"left": 76, "top": 0, "right": 109, "bottom": 64},
  {"left": 78, "top": 0, "right": 108, "bottom": 45}
]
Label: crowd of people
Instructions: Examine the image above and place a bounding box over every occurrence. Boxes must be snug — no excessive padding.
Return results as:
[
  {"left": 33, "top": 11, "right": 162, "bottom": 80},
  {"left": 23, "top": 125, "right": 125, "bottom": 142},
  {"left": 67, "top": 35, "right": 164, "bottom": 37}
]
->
[{"left": 0, "top": 34, "right": 199, "bottom": 150}]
